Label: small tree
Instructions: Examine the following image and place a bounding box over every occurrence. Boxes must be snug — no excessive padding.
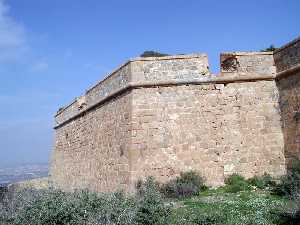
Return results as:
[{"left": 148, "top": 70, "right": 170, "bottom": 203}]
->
[
  {"left": 140, "top": 51, "right": 169, "bottom": 58},
  {"left": 261, "top": 45, "right": 277, "bottom": 52}
]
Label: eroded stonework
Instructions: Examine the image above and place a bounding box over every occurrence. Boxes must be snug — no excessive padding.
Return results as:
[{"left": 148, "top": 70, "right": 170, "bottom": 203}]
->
[{"left": 50, "top": 37, "right": 300, "bottom": 192}]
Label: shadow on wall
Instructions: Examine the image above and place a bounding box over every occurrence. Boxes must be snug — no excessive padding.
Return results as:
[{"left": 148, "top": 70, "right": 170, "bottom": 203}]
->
[{"left": 275, "top": 37, "right": 300, "bottom": 169}]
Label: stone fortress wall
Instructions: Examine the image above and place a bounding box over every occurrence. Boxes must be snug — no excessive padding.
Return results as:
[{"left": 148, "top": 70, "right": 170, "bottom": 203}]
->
[
  {"left": 50, "top": 37, "right": 300, "bottom": 192},
  {"left": 275, "top": 37, "right": 300, "bottom": 166}
]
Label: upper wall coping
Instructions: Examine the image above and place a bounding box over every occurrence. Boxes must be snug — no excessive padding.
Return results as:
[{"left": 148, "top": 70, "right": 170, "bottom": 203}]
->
[
  {"left": 54, "top": 65, "right": 300, "bottom": 127},
  {"left": 55, "top": 52, "right": 278, "bottom": 117},
  {"left": 274, "top": 36, "right": 300, "bottom": 54},
  {"left": 57, "top": 54, "right": 208, "bottom": 116},
  {"left": 54, "top": 73, "right": 276, "bottom": 129},
  {"left": 131, "top": 54, "right": 207, "bottom": 61},
  {"left": 85, "top": 53, "right": 207, "bottom": 95},
  {"left": 221, "top": 52, "right": 274, "bottom": 56}
]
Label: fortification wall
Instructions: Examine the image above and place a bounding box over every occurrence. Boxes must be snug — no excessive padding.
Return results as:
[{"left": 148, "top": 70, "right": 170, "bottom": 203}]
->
[
  {"left": 274, "top": 37, "right": 300, "bottom": 72},
  {"left": 275, "top": 37, "right": 300, "bottom": 165},
  {"left": 277, "top": 72, "right": 300, "bottom": 162},
  {"left": 51, "top": 91, "right": 132, "bottom": 192},
  {"left": 130, "top": 80, "right": 285, "bottom": 186},
  {"left": 51, "top": 55, "right": 210, "bottom": 192},
  {"left": 130, "top": 54, "right": 209, "bottom": 82},
  {"left": 220, "top": 52, "right": 276, "bottom": 76},
  {"left": 51, "top": 37, "right": 300, "bottom": 192}
]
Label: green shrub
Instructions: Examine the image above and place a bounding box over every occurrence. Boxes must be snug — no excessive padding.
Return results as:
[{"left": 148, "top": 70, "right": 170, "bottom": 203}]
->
[
  {"left": 88, "top": 192, "right": 137, "bottom": 225},
  {"left": 161, "top": 171, "right": 206, "bottom": 198},
  {"left": 1, "top": 180, "right": 174, "bottom": 225},
  {"left": 140, "top": 51, "right": 169, "bottom": 58},
  {"left": 0, "top": 188, "right": 138, "bottom": 225},
  {"left": 136, "top": 176, "right": 160, "bottom": 197},
  {"left": 261, "top": 45, "right": 277, "bottom": 52},
  {"left": 274, "top": 159, "right": 300, "bottom": 196},
  {"left": 248, "top": 173, "right": 276, "bottom": 189},
  {"left": 224, "top": 173, "right": 251, "bottom": 193},
  {"left": 278, "top": 191, "right": 300, "bottom": 225},
  {"left": 135, "top": 177, "right": 171, "bottom": 225},
  {"left": 0, "top": 188, "right": 43, "bottom": 225},
  {"left": 12, "top": 189, "right": 105, "bottom": 225}
]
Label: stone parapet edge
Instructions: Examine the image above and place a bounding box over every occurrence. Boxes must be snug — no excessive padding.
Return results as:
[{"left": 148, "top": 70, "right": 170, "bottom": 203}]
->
[
  {"left": 56, "top": 54, "right": 207, "bottom": 117},
  {"left": 54, "top": 73, "right": 276, "bottom": 129},
  {"left": 55, "top": 63, "right": 300, "bottom": 129},
  {"left": 274, "top": 36, "right": 300, "bottom": 54},
  {"left": 85, "top": 54, "right": 207, "bottom": 95},
  {"left": 276, "top": 64, "right": 300, "bottom": 80},
  {"left": 221, "top": 52, "right": 274, "bottom": 56}
]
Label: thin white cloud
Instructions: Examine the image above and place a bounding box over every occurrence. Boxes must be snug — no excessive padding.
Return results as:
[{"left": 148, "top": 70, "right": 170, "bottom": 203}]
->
[
  {"left": 31, "top": 61, "right": 49, "bottom": 72},
  {"left": 0, "top": 0, "right": 27, "bottom": 63}
]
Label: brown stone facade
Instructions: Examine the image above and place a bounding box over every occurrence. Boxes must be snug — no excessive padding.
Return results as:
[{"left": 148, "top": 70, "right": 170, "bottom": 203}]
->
[
  {"left": 275, "top": 38, "right": 300, "bottom": 166},
  {"left": 50, "top": 37, "right": 300, "bottom": 192}
]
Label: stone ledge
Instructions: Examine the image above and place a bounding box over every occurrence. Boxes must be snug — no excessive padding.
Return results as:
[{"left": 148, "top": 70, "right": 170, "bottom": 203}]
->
[
  {"left": 56, "top": 54, "right": 209, "bottom": 117},
  {"left": 130, "top": 53, "right": 207, "bottom": 61},
  {"left": 276, "top": 64, "right": 300, "bottom": 80},
  {"left": 85, "top": 54, "right": 207, "bottom": 95},
  {"left": 221, "top": 51, "right": 274, "bottom": 56},
  {"left": 54, "top": 73, "right": 275, "bottom": 129}
]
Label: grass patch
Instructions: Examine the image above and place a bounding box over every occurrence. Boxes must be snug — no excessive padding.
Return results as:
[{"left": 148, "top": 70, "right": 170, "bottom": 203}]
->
[{"left": 171, "top": 190, "right": 289, "bottom": 225}]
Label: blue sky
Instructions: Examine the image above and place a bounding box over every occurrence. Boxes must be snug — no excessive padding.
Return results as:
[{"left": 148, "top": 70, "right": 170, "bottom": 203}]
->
[{"left": 0, "top": 0, "right": 299, "bottom": 167}]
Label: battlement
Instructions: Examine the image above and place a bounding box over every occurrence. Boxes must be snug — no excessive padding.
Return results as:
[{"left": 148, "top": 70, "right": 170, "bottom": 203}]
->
[
  {"left": 55, "top": 51, "right": 280, "bottom": 127},
  {"left": 220, "top": 51, "right": 276, "bottom": 75}
]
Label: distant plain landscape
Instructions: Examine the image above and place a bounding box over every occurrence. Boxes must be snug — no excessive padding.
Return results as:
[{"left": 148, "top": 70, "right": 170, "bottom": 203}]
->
[{"left": 0, "top": 164, "right": 48, "bottom": 187}]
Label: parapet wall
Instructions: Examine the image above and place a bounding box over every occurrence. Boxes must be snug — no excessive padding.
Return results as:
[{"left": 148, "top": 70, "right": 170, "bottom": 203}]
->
[
  {"left": 220, "top": 52, "right": 276, "bottom": 76},
  {"left": 274, "top": 37, "right": 300, "bottom": 72},
  {"left": 51, "top": 37, "right": 300, "bottom": 192},
  {"left": 55, "top": 54, "right": 209, "bottom": 127}
]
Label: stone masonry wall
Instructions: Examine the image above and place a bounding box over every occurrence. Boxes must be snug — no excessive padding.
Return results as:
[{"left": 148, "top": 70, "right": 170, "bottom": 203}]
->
[
  {"left": 129, "top": 81, "right": 285, "bottom": 187},
  {"left": 275, "top": 37, "right": 300, "bottom": 165},
  {"left": 274, "top": 37, "right": 300, "bottom": 72},
  {"left": 54, "top": 54, "right": 209, "bottom": 127},
  {"left": 51, "top": 37, "right": 300, "bottom": 193},
  {"left": 51, "top": 55, "right": 210, "bottom": 192},
  {"left": 220, "top": 52, "right": 276, "bottom": 76},
  {"left": 277, "top": 72, "right": 300, "bottom": 163},
  {"left": 130, "top": 54, "right": 210, "bottom": 82},
  {"left": 51, "top": 92, "right": 132, "bottom": 192}
]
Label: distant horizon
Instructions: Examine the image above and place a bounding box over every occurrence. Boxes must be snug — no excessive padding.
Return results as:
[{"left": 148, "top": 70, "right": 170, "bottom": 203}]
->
[{"left": 0, "top": 161, "right": 49, "bottom": 169}]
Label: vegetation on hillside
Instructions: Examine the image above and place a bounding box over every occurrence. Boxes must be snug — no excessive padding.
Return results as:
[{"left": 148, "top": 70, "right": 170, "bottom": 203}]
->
[{"left": 1, "top": 162, "right": 300, "bottom": 225}]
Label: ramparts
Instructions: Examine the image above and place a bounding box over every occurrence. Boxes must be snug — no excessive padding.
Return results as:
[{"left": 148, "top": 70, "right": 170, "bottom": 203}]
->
[{"left": 50, "top": 37, "right": 300, "bottom": 193}]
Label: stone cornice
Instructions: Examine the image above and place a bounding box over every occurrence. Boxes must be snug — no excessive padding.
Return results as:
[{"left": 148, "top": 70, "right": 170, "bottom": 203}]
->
[
  {"left": 54, "top": 73, "right": 276, "bottom": 129},
  {"left": 276, "top": 64, "right": 300, "bottom": 80}
]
